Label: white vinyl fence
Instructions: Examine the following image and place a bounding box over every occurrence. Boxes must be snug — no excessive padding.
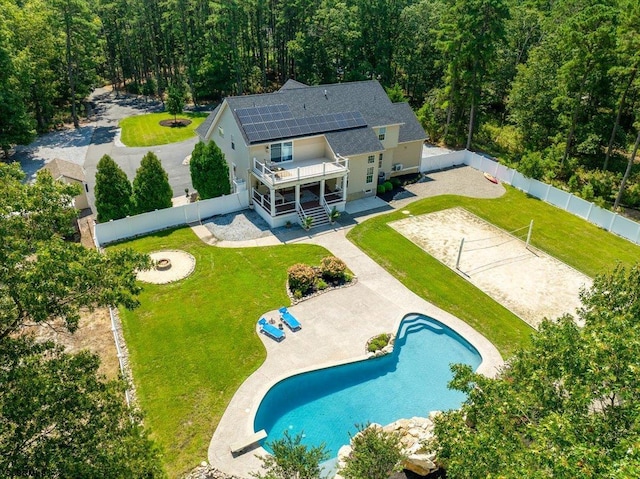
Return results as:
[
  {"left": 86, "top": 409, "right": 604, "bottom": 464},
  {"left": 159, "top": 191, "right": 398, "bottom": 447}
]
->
[
  {"left": 94, "top": 192, "right": 249, "bottom": 246},
  {"left": 422, "top": 149, "right": 640, "bottom": 245}
]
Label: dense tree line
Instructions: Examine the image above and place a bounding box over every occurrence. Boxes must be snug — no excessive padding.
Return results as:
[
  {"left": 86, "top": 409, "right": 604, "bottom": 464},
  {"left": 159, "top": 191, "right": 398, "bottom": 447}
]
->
[{"left": 1, "top": 0, "right": 639, "bottom": 207}]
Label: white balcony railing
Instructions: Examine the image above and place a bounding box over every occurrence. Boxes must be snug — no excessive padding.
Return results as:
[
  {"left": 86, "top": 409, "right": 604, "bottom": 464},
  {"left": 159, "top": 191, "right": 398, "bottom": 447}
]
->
[{"left": 252, "top": 157, "right": 349, "bottom": 186}]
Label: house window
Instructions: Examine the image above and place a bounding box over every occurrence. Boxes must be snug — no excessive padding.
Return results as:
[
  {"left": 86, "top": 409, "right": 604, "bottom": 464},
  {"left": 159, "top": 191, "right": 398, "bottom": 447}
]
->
[
  {"left": 218, "top": 126, "right": 224, "bottom": 137},
  {"left": 366, "top": 167, "right": 374, "bottom": 184},
  {"left": 378, "top": 127, "right": 386, "bottom": 141},
  {"left": 367, "top": 155, "right": 375, "bottom": 164},
  {"left": 231, "top": 134, "right": 235, "bottom": 150},
  {"left": 270, "top": 141, "right": 293, "bottom": 162},
  {"left": 378, "top": 153, "right": 383, "bottom": 168}
]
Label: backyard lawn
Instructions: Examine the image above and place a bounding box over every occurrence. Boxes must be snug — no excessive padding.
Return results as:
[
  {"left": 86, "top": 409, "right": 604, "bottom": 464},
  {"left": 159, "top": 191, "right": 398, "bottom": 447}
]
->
[
  {"left": 115, "top": 187, "right": 640, "bottom": 476},
  {"left": 347, "top": 186, "right": 640, "bottom": 358},
  {"left": 119, "top": 111, "right": 207, "bottom": 147},
  {"left": 112, "top": 228, "right": 330, "bottom": 477}
]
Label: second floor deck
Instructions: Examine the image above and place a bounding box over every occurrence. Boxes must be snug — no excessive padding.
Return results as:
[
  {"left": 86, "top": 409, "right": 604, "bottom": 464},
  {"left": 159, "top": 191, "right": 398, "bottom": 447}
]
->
[{"left": 252, "top": 156, "right": 349, "bottom": 187}]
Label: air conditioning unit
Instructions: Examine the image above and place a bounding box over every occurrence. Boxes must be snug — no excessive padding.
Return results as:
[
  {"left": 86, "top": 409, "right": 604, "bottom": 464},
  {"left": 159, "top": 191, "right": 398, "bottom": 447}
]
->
[{"left": 392, "top": 163, "right": 403, "bottom": 172}]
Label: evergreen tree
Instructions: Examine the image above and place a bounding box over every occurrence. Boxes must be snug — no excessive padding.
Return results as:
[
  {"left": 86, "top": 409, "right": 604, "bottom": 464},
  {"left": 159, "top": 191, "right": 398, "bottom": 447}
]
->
[
  {"left": 132, "top": 151, "right": 173, "bottom": 213},
  {"left": 94, "top": 154, "right": 133, "bottom": 222},
  {"left": 189, "top": 140, "right": 231, "bottom": 199}
]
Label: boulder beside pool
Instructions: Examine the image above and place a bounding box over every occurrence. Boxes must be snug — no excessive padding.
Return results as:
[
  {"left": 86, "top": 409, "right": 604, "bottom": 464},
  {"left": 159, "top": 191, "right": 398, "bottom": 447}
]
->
[{"left": 334, "top": 413, "right": 441, "bottom": 478}]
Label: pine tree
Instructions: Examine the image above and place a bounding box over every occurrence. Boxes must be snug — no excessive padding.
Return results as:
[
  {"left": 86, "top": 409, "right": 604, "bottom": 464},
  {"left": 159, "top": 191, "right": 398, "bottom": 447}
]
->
[
  {"left": 189, "top": 140, "right": 231, "bottom": 199},
  {"left": 132, "top": 152, "right": 173, "bottom": 213},
  {"left": 94, "top": 154, "right": 133, "bottom": 222}
]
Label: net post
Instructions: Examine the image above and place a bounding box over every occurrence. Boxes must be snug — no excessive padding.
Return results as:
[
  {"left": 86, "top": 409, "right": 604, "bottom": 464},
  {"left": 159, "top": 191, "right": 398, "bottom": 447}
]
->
[
  {"left": 456, "top": 237, "right": 465, "bottom": 270},
  {"left": 526, "top": 220, "right": 533, "bottom": 249}
]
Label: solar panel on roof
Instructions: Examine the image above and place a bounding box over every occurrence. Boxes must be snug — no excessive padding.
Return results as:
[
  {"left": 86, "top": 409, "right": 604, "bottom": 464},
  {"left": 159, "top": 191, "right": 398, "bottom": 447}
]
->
[{"left": 237, "top": 104, "right": 368, "bottom": 143}]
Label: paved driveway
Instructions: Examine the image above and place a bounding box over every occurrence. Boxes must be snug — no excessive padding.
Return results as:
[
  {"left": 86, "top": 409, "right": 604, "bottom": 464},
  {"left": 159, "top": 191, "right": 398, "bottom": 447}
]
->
[{"left": 12, "top": 87, "right": 204, "bottom": 211}]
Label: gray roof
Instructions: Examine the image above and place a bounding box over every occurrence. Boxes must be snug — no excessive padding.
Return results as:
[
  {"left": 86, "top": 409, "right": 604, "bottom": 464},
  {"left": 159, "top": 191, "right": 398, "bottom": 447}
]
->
[
  {"left": 392, "top": 103, "right": 427, "bottom": 143},
  {"left": 325, "top": 129, "right": 383, "bottom": 157},
  {"left": 201, "top": 80, "right": 425, "bottom": 153},
  {"left": 195, "top": 104, "right": 220, "bottom": 140},
  {"left": 279, "top": 79, "right": 309, "bottom": 90}
]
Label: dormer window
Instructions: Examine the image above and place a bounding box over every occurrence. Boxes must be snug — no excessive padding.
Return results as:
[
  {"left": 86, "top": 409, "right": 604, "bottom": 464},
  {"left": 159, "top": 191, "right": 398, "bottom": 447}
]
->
[{"left": 378, "top": 127, "right": 386, "bottom": 141}]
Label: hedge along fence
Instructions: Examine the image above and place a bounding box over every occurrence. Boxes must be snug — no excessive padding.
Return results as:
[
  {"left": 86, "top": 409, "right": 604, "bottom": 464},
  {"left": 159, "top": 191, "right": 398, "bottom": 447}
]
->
[
  {"left": 94, "top": 192, "right": 249, "bottom": 246},
  {"left": 421, "top": 149, "right": 640, "bottom": 245}
]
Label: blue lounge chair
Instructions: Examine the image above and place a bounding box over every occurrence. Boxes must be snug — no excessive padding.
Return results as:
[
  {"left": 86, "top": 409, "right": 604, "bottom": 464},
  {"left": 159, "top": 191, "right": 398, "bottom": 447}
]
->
[
  {"left": 279, "top": 307, "right": 301, "bottom": 332},
  {"left": 258, "top": 318, "right": 285, "bottom": 342}
]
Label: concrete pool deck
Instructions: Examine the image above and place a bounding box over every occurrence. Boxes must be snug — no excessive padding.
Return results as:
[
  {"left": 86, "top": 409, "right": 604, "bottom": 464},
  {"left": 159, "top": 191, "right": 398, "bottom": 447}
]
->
[{"left": 204, "top": 168, "right": 506, "bottom": 477}]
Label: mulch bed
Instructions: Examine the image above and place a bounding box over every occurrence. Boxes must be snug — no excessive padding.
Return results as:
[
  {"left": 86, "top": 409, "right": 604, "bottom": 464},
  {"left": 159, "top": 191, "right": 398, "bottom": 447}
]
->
[
  {"left": 159, "top": 118, "right": 192, "bottom": 127},
  {"left": 377, "top": 172, "right": 423, "bottom": 202}
]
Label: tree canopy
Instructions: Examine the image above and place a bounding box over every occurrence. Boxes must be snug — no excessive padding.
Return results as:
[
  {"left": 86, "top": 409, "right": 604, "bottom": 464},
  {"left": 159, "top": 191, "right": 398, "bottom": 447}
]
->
[
  {"left": 189, "top": 140, "right": 231, "bottom": 200},
  {"left": 0, "top": 162, "right": 163, "bottom": 478},
  {"left": 1, "top": 0, "right": 640, "bottom": 209},
  {"left": 132, "top": 151, "right": 173, "bottom": 214},
  {"left": 431, "top": 263, "right": 640, "bottom": 478}
]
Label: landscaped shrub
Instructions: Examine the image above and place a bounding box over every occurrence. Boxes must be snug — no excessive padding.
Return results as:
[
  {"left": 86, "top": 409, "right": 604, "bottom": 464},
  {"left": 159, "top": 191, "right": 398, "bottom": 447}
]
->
[
  {"left": 287, "top": 263, "right": 316, "bottom": 296},
  {"left": 316, "top": 278, "right": 328, "bottom": 290},
  {"left": 377, "top": 184, "right": 386, "bottom": 194},
  {"left": 390, "top": 177, "right": 401, "bottom": 188},
  {"left": 367, "top": 333, "right": 390, "bottom": 353},
  {"left": 383, "top": 181, "right": 393, "bottom": 192},
  {"left": 320, "top": 256, "right": 347, "bottom": 281}
]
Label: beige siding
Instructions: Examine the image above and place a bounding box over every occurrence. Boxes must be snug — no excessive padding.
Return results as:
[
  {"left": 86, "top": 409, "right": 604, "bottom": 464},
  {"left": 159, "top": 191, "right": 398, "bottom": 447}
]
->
[
  {"left": 388, "top": 140, "right": 423, "bottom": 177},
  {"left": 212, "top": 105, "right": 250, "bottom": 185},
  {"left": 292, "top": 136, "right": 326, "bottom": 161},
  {"left": 346, "top": 153, "right": 378, "bottom": 200}
]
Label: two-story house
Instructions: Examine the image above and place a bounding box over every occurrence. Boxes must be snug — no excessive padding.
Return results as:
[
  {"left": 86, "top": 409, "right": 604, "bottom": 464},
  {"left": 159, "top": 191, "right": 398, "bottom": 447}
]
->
[{"left": 196, "top": 79, "right": 425, "bottom": 228}]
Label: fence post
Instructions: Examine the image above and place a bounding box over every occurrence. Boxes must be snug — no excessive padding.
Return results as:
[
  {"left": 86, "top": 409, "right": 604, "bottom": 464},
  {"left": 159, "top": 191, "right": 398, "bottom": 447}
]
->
[
  {"left": 565, "top": 194, "right": 572, "bottom": 211},
  {"left": 609, "top": 213, "right": 617, "bottom": 232},
  {"left": 544, "top": 184, "right": 551, "bottom": 201},
  {"left": 586, "top": 203, "right": 594, "bottom": 221}
]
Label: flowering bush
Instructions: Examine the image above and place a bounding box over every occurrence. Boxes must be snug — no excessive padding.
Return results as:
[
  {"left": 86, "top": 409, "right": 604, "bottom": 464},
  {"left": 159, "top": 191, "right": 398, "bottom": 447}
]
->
[
  {"left": 287, "top": 263, "right": 316, "bottom": 295},
  {"left": 320, "top": 256, "right": 347, "bottom": 281}
]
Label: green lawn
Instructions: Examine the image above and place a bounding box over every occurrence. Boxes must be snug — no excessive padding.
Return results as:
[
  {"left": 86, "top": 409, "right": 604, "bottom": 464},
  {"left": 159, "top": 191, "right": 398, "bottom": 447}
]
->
[
  {"left": 347, "top": 186, "right": 640, "bottom": 358},
  {"left": 113, "top": 228, "right": 330, "bottom": 477},
  {"left": 115, "top": 188, "right": 640, "bottom": 476},
  {"left": 119, "top": 112, "right": 207, "bottom": 147}
]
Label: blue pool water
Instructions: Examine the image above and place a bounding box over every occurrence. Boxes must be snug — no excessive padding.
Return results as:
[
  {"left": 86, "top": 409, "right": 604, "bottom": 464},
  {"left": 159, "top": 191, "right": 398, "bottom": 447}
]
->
[{"left": 254, "top": 313, "right": 482, "bottom": 456}]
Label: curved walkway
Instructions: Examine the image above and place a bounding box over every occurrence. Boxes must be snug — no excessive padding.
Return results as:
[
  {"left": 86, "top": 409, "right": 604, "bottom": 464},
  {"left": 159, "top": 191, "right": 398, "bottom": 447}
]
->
[{"left": 197, "top": 166, "right": 506, "bottom": 478}]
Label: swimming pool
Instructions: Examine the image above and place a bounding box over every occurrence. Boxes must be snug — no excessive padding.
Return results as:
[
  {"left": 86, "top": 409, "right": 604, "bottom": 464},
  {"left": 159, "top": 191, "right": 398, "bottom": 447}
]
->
[{"left": 253, "top": 313, "right": 482, "bottom": 456}]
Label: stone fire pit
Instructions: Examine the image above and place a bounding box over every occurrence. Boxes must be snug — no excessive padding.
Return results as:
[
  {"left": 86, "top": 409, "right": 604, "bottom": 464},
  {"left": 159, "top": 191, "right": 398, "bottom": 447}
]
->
[
  {"left": 155, "top": 258, "right": 172, "bottom": 270},
  {"left": 137, "top": 250, "right": 195, "bottom": 284}
]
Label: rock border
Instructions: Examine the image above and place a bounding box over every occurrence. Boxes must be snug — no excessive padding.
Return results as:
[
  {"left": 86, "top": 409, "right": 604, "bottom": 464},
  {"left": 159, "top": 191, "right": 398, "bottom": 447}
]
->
[
  {"left": 365, "top": 332, "right": 396, "bottom": 358},
  {"left": 286, "top": 275, "right": 358, "bottom": 305}
]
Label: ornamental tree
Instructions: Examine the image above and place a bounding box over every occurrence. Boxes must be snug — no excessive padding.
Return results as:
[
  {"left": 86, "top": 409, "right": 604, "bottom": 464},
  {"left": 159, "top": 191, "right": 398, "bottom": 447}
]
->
[
  {"left": 189, "top": 140, "right": 231, "bottom": 199},
  {"left": 94, "top": 154, "right": 133, "bottom": 222},
  {"left": 132, "top": 151, "right": 173, "bottom": 214},
  {"left": 166, "top": 83, "right": 186, "bottom": 124},
  {"left": 431, "top": 263, "right": 640, "bottom": 478}
]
